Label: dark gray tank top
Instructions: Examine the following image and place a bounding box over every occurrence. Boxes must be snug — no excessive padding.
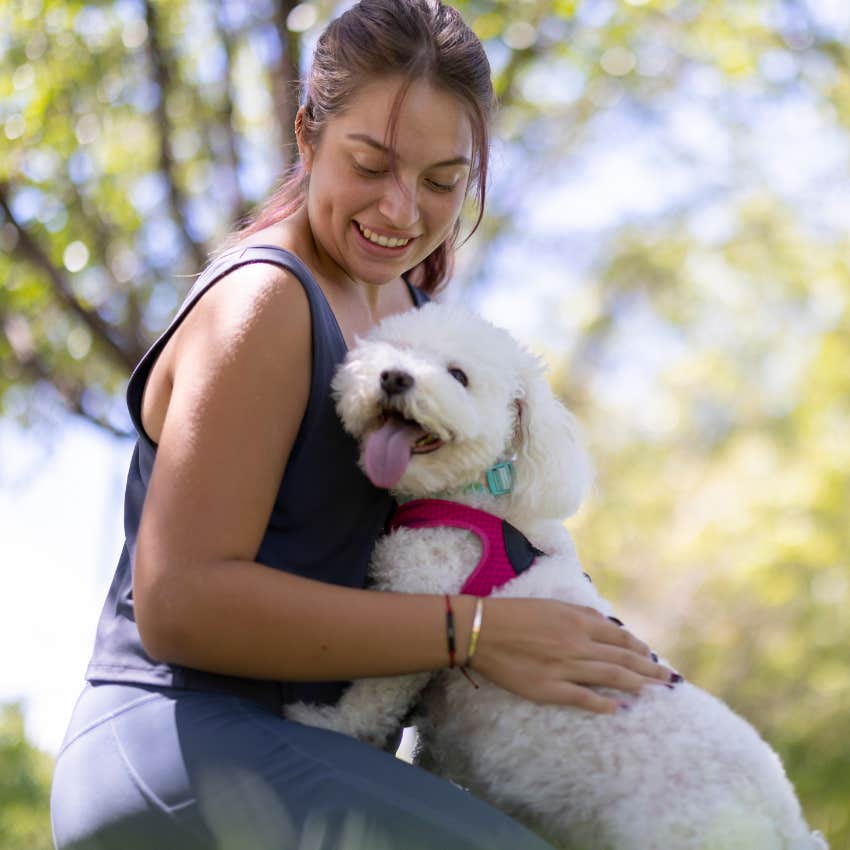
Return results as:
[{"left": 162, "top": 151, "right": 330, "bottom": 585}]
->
[{"left": 86, "top": 246, "right": 428, "bottom": 711}]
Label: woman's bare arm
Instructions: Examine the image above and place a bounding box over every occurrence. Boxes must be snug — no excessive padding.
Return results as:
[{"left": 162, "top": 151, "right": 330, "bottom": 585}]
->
[{"left": 133, "top": 264, "right": 457, "bottom": 680}]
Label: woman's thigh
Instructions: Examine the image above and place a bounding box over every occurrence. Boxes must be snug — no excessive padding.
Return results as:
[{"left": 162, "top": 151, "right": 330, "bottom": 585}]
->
[{"left": 51, "top": 683, "right": 554, "bottom": 850}]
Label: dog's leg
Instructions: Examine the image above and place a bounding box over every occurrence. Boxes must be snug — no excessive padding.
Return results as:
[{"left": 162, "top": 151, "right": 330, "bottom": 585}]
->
[{"left": 284, "top": 671, "right": 432, "bottom": 749}]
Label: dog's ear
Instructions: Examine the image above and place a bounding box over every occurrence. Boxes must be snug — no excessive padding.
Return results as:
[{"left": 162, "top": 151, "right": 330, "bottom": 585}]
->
[{"left": 509, "top": 358, "right": 593, "bottom": 520}]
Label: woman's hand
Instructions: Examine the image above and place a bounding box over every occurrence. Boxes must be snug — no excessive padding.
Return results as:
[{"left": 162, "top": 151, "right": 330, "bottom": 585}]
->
[{"left": 459, "top": 597, "right": 676, "bottom": 713}]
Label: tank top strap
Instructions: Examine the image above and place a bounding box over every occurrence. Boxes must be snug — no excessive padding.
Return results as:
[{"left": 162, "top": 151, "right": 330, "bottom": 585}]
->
[
  {"left": 125, "top": 246, "right": 332, "bottom": 442},
  {"left": 403, "top": 275, "right": 431, "bottom": 307}
]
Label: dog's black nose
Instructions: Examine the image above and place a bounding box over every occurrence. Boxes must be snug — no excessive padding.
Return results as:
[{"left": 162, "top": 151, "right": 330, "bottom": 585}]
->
[{"left": 380, "top": 369, "right": 415, "bottom": 396}]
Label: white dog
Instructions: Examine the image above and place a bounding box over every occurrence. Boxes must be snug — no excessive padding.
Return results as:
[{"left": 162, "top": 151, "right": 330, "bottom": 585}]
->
[{"left": 285, "top": 302, "right": 827, "bottom": 850}]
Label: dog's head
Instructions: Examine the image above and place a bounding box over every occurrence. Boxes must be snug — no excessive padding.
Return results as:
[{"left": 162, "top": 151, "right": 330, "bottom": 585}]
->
[{"left": 333, "top": 302, "right": 592, "bottom": 519}]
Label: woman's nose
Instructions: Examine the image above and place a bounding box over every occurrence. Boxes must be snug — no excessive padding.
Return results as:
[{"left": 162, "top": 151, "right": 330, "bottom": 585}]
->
[{"left": 378, "top": 177, "right": 419, "bottom": 230}]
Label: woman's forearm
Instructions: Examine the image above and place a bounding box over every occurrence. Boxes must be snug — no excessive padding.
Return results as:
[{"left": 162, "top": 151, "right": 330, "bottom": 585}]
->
[{"left": 136, "top": 559, "right": 476, "bottom": 681}]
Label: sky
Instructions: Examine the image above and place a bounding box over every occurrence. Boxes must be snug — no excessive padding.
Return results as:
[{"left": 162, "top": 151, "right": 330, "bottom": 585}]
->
[{"left": 0, "top": 417, "right": 131, "bottom": 754}]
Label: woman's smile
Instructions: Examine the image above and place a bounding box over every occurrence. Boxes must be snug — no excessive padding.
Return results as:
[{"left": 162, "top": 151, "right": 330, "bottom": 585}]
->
[{"left": 353, "top": 220, "right": 418, "bottom": 253}]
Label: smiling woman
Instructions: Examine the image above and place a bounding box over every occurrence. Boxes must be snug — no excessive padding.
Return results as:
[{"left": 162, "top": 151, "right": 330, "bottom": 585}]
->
[{"left": 49, "top": 2, "right": 669, "bottom": 849}]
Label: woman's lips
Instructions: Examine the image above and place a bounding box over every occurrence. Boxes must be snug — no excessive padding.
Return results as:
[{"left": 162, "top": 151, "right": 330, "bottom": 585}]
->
[{"left": 353, "top": 221, "right": 417, "bottom": 254}]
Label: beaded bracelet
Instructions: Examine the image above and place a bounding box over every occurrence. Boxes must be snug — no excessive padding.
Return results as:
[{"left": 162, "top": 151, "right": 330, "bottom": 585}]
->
[
  {"left": 444, "top": 594, "right": 457, "bottom": 668},
  {"left": 445, "top": 595, "right": 481, "bottom": 688}
]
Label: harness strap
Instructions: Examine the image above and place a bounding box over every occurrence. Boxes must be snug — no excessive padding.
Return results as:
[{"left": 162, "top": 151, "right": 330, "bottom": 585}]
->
[{"left": 388, "top": 499, "right": 544, "bottom": 596}]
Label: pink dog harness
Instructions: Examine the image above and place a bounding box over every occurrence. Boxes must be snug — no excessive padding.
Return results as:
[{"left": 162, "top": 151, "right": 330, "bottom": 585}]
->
[{"left": 388, "top": 499, "right": 546, "bottom": 596}]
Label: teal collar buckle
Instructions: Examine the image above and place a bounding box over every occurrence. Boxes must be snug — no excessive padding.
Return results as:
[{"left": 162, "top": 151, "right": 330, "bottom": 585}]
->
[
  {"left": 485, "top": 460, "right": 515, "bottom": 495},
  {"left": 466, "top": 460, "right": 515, "bottom": 497}
]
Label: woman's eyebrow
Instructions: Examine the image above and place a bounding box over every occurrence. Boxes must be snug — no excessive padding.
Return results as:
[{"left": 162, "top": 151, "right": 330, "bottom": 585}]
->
[{"left": 345, "top": 133, "right": 470, "bottom": 167}]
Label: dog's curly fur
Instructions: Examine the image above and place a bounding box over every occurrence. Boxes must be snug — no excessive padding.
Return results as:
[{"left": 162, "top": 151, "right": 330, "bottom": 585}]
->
[{"left": 285, "top": 302, "right": 827, "bottom": 850}]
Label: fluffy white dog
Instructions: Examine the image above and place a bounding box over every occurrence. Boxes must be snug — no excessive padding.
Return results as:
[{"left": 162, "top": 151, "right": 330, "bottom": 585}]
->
[{"left": 285, "top": 302, "right": 827, "bottom": 850}]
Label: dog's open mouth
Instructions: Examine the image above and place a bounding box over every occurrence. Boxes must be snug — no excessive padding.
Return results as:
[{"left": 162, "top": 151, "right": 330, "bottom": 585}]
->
[
  {"left": 363, "top": 411, "right": 444, "bottom": 489},
  {"left": 412, "top": 429, "right": 444, "bottom": 454}
]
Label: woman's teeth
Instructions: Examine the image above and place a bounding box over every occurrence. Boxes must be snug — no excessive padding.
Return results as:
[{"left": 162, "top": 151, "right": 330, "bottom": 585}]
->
[{"left": 358, "top": 223, "right": 411, "bottom": 248}]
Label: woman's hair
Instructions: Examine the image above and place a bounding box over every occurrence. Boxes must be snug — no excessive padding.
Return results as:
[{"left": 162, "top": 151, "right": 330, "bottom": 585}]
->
[{"left": 234, "top": 0, "right": 494, "bottom": 293}]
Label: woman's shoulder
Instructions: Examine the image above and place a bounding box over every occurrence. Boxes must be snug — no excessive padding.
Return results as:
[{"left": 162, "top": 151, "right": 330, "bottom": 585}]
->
[
  {"left": 197, "top": 219, "right": 316, "bottom": 323},
  {"left": 139, "top": 241, "right": 313, "bottom": 445},
  {"left": 195, "top": 251, "right": 308, "bottom": 334},
  {"left": 159, "top": 242, "right": 313, "bottom": 389}
]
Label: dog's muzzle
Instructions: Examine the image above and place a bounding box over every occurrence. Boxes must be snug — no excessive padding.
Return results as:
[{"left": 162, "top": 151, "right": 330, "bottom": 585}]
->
[{"left": 380, "top": 369, "right": 414, "bottom": 397}]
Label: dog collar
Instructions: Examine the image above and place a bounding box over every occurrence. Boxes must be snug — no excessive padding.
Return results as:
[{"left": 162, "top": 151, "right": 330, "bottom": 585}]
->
[{"left": 396, "top": 460, "right": 515, "bottom": 505}]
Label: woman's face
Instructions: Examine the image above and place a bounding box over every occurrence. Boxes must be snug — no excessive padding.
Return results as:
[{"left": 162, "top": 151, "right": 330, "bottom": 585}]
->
[{"left": 298, "top": 76, "right": 474, "bottom": 287}]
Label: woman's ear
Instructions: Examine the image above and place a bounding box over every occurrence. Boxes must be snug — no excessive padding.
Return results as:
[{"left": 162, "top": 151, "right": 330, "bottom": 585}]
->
[{"left": 295, "top": 106, "right": 314, "bottom": 173}]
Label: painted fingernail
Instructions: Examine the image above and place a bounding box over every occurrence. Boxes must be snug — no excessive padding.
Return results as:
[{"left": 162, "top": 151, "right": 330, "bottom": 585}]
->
[
  {"left": 670, "top": 672, "right": 683, "bottom": 684},
  {"left": 651, "top": 651, "right": 659, "bottom": 662},
  {"left": 618, "top": 702, "right": 631, "bottom": 711},
  {"left": 607, "top": 616, "right": 624, "bottom": 627}
]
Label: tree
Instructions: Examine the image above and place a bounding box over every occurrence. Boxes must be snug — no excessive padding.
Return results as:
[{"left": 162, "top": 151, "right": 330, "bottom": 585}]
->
[
  {"left": 1, "top": 0, "right": 305, "bottom": 433},
  {"left": 0, "top": 703, "right": 53, "bottom": 850}
]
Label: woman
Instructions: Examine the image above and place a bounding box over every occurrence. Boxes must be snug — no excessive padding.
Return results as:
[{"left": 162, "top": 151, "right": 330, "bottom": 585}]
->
[{"left": 50, "top": 2, "right": 675, "bottom": 848}]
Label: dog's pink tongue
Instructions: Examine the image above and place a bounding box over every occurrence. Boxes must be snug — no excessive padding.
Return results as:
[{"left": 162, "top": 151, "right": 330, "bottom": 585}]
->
[{"left": 364, "top": 419, "right": 422, "bottom": 489}]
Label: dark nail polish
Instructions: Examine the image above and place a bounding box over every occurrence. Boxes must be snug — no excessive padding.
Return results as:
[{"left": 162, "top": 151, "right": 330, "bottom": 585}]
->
[
  {"left": 618, "top": 702, "right": 631, "bottom": 711},
  {"left": 651, "top": 651, "right": 659, "bottom": 662},
  {"left": 670, "top": 672, "right": 683, "bottom": 684},
  {"left": 607, "top": 616, "right": 624, "bottom": 627}
]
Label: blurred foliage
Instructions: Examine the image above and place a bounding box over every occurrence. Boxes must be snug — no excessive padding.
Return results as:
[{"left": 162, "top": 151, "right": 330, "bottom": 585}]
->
[
  {"left": 0, "top": 704, "right": 53, "bottom": 850},
  {"left": 1, "top": 0, "right": 848, "bottom": 846}
]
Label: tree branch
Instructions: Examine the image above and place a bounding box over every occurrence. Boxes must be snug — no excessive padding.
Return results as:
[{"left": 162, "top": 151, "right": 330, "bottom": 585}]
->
[
  {"left": 65, "top": 179, "right": 149, "bottom": 359},
  {"left": 212, "top": 9, "right": 250, "bottom": 225},
  {"left": 143, "top": 0, "right": 208, "bottom": 270},
  {"left": 0, "top": 182, "right": 141, "bottom": 371},
  {"left": 271, "top": 1, "right": 302, "bottom": 166},
  {"left": 1, "top": 310, "right": 132, "bottom": 438}
]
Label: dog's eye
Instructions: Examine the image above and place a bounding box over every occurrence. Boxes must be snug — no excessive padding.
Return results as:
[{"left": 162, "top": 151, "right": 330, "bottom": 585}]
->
[{"left": 448, "top": 367, "right": 468, "bottom": 387}]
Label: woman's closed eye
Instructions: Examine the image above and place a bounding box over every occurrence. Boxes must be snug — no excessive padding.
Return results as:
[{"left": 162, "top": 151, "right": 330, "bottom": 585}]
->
[
  {"left": 353, "top": 160, "right": 387, "bottom": 177},
  {"left": 353, "top": 159, "right": 461, "bottom": 193},
  {"left": 425, "top": 177, "right": 458, "bottom": 193}
]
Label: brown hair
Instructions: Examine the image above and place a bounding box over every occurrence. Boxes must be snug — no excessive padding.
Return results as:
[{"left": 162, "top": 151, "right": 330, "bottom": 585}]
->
[{"left": 234, "top": 0, "right": 494, "bottom": 294}]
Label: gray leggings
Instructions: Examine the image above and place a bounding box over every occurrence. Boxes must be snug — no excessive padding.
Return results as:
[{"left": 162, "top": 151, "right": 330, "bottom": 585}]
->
[{"left": 51, "top": 683, "right": 554, "bottom": 850}]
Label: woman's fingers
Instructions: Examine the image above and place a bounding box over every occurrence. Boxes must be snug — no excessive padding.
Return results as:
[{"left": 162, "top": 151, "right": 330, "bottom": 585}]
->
[
  {"left": 584, "top": 613, "right": 652, "bottom": 656},
  {"left": 569, "top": 658, "right": 672, "bottom": 695},
  {"left": 538, "top": 680, "right": 628, "bottom": 714},
  {"left": 571, "top": 608, "right": 675, "bottom": 683},
  {"left": 585, "top": 641, "right": 675, "bottom": 684}
]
